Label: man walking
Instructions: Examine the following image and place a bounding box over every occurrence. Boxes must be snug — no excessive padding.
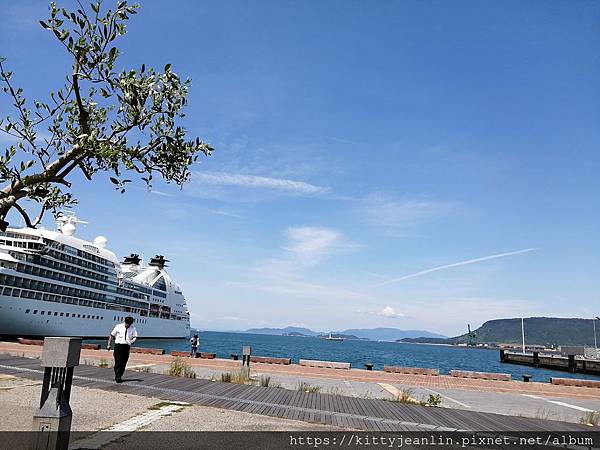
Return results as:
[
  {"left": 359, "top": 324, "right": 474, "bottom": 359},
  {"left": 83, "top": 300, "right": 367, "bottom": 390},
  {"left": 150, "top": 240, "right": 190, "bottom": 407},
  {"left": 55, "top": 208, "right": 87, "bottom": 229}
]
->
[
  {"left": 107, "top": 316, "right": 138, "bottom": 383},
  {"left": 190, "top": 334, "right": 199, "bottom": 357}
]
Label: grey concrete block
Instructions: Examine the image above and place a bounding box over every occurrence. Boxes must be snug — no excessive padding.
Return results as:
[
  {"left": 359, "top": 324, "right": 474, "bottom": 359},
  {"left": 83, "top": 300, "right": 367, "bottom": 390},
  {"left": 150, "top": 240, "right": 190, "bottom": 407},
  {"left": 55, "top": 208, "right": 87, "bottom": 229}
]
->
[{"left": 41, "top": 337, "right": 81, "bottom": 368}]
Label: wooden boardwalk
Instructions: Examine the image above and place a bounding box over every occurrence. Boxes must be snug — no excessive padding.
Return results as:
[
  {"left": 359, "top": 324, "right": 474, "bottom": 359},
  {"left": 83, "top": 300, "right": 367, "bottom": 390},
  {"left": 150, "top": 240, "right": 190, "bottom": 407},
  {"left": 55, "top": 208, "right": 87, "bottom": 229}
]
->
[{"left": 0, "top": 354, "right": 590, "bottom": 433}]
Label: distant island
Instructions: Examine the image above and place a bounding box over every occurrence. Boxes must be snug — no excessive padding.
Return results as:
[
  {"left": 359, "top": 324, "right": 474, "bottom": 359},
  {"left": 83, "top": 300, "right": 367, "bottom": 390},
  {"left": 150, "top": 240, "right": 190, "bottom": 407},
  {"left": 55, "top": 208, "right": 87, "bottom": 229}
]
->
[
  {"left": 399, "top": 317, "right": 600, "bottom": 347},
  {"left": 243, "top": 326, "right": 446, "bottom": 342}
]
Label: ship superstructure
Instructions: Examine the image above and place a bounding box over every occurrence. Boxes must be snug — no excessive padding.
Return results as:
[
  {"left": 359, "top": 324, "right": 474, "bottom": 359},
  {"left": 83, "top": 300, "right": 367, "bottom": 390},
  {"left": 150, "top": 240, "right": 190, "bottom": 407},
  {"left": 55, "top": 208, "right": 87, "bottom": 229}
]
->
[{"left": 0, "top": 215, "right": 190, "bottom": 338}]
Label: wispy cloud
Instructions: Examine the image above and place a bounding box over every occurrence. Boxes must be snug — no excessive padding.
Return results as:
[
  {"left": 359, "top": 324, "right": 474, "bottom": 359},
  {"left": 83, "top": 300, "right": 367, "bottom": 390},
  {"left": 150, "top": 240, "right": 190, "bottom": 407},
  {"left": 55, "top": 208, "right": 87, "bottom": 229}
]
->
[
  {"left": 192, "top": 171, "right": 326, "bottom": 195},
  {"left": 233, "top": 226, "right": 369, "bottom": 302},
  {"left": 358, "top": 193, "right": 453, "bottom": 233},
  {"left": 208, "top": 209, "right": 244, "bottom": 219},
  {"left": 377, "top": 248, "right": 537, "bottom": 286},
  {"left": 149, "top": 189, "right": 172, "bottom": 197},
  {"left": 284, "top": 227, "right": 343, "bottom": 260}
]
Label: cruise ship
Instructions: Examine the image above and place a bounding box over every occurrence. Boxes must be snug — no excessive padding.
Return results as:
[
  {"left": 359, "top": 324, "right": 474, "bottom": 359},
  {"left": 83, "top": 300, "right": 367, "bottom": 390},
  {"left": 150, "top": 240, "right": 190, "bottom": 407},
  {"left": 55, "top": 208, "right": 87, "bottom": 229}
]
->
[{"left": 0, "top": 214, "right": 190, "bottom": 338}]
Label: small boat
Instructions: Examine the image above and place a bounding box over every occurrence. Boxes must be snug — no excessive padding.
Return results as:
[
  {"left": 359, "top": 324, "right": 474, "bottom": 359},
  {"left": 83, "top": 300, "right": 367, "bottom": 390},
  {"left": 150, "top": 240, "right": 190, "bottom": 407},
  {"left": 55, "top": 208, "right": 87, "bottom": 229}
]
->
[{"left": 322, "top": 332, "right": 344, "bottom": 342}]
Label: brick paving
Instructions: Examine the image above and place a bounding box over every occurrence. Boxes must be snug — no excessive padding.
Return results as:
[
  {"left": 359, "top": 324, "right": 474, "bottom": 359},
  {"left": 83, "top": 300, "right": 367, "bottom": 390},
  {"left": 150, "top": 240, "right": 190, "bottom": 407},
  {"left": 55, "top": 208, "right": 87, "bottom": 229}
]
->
[{"left": 2, "top": 341, "right": 600, "bottom": 400}]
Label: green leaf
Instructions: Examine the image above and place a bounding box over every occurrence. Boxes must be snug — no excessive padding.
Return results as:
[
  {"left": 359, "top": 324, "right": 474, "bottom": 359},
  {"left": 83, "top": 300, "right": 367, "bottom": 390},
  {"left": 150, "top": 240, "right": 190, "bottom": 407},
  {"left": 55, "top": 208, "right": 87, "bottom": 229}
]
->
[
  {"left": 39, "top": 21, "right": 50, "bottom": 29},
  {"left": 109, "top": 177, "right": 119, "bottom": 184},
  {"left": 164, "top": 63, "right": 171, "bottom": 72}
]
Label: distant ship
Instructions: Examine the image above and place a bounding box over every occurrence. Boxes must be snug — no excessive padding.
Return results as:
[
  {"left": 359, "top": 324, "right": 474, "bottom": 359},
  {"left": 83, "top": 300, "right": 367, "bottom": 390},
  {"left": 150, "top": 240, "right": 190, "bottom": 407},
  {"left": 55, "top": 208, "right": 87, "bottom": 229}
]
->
[
  {"left": 322, "top": 332, "right": 344, "bottom": 342},
  {"left": 0, "top": 214, "right": 190, "bottom": 338}
]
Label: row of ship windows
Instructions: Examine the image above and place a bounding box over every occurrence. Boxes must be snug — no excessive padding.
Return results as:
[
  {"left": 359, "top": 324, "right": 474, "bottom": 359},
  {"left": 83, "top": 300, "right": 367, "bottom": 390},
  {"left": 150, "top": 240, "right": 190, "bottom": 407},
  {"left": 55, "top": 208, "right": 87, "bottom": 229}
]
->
[
  {"left": 76, "top": 247, "right": 113, "bottom": 267},
  {"left": 153, "top": 289, "right": 167, "bottom": 299},
  {"left": 1, "top": 278, "right": 162, "bottom": 314},
  {"left": 123, "top": 281, "right": 153, "bottom": 296},
  {"left": 46, "top": 245, "right": 113, "bottom": 272},
  {"left": 116, "top": 287, "right": 149, "bottom": 301},
  {"left": 0, "top": 233, "right": 114, "bottom": 271},
  {"left": 0, "top": 274, "right": 105, "bottom": 301},
  {"left": 46, "top": 238, "right": 113, "bottom": 267},
  {"left": 26, "top": 254, "right": 110, "bottom": 282},
  {"left": 0, "top": 239, "right": 42, "bottom": 250},
  {"left": 11, "top": 262, "right": 109, "bottom": 291},
  {"left": 113, "top": 316, "right": 148, "bottom": 324},
  {"left": 25, "top": 309, "right": 104, "bottom": 320},
  {"left": 3, "top": 285, "right": 187, "bottom": 322},
  {"left": 114, "top": 296, "right": 150, "bottom": 310},
  {"left": 2, "top": 286, "right": 109, "bottom": 310}
]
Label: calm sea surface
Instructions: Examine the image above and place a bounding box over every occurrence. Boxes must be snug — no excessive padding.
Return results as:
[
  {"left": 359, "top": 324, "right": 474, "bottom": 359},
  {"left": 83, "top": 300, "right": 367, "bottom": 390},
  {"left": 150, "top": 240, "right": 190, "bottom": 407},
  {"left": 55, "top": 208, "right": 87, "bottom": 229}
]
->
[{"left": 88, "top": 331, "right": 600, "bottom": 382}]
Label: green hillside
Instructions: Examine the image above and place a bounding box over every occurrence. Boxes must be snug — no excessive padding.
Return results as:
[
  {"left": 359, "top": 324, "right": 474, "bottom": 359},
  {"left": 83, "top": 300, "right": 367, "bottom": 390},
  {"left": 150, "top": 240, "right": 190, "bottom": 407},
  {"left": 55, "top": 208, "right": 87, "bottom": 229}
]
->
[{"left": 452, "top": 317, "right": 598, "bottom": 346}]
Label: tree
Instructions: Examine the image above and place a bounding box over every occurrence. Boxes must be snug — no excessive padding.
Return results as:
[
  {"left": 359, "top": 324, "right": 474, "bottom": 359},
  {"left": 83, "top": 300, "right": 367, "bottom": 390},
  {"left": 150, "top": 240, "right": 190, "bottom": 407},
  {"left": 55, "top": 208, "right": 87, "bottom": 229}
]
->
[{"left": 0, "top": 1, "right": 213, "bottom": 230}]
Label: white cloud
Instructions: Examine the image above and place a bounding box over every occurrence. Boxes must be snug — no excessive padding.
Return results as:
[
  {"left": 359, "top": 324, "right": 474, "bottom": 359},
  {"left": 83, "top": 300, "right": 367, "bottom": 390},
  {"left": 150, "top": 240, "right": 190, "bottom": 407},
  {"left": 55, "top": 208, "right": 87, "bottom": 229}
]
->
[
  {"left": 192, "top": 171, "right": 325, "bottom": 195},
  {"left": 284, "top": 227, "right": 342, "bottom": 260},
  {"left": 379, "top": 306, "right": 405, "bottom": 318},
  {"left": 356, "top": 306, "right": 406, "bottom": 319}
]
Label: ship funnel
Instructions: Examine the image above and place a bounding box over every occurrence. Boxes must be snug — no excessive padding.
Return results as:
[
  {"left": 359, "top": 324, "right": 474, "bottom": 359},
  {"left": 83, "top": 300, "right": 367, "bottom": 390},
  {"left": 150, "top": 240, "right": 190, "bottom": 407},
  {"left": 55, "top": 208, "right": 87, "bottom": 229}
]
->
[
  {"left": 122, "top": 253, "right": 141, "bottom": 265},
  {"left": 149, "top": 255, "right": 169, "bottom": 269}
]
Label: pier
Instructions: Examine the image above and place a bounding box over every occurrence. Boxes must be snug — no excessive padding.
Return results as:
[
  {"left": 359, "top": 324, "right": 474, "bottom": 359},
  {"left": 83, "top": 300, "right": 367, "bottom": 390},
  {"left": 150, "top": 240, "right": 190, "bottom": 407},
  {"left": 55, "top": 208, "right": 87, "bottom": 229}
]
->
[{"left": 500, "top": 349, "right": 600, "bottom": 376}]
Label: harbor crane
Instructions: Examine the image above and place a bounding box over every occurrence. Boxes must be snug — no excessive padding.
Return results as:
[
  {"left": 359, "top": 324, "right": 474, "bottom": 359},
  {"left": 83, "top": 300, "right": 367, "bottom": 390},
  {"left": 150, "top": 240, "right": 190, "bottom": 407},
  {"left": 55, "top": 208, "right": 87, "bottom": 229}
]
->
[{"left": 467, "top": 324, "right": 477, "bottom": 346}]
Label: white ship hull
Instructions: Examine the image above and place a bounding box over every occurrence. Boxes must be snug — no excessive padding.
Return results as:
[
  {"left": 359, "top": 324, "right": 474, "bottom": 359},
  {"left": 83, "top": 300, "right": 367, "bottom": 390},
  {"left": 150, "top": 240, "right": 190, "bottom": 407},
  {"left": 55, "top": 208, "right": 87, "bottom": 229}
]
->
[{"left": 0, "top": 295, "right": 190, "bottom": 339}]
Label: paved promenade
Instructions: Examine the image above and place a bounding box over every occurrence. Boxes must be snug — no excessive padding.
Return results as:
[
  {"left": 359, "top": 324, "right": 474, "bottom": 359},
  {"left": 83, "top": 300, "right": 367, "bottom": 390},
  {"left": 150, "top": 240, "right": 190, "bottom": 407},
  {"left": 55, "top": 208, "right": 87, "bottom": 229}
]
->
[
  {"left": 0, "top": 353, "right": 594, "bottom": 434},
  {"left": 2, "top": 341, "right": 600, "bottom": 425},
  {"left": 2, "top": 341, "right": 599, "bottom": 399}
]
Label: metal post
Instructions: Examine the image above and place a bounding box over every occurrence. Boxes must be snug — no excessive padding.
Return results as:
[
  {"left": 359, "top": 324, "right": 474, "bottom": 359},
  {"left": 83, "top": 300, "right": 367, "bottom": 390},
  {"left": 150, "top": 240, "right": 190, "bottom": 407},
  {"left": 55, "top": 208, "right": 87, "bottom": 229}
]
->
[
  {"left": 521, "top": 317, "right": 526, "bottom": 354},
  {"left": 242, "top": 345, "right": 251, "bottom": 368},
  {"left": 32, "top": 337, "right": 81, "bottom": 450},
  {"left": 533, "top": 351, "right": 540, "bottom": 368}
]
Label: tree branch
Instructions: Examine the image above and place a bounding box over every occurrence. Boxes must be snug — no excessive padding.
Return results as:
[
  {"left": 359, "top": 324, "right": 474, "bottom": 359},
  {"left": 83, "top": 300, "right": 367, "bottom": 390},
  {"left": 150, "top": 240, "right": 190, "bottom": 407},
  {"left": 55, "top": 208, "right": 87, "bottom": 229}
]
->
[
  {"left": 72, "top": 60, "right": 90, "bottom": 136},
  {"left": 12, "top": 202, "right": 33, "bottom": 228},
  {"left": 31, "top": 201, "right": 47, "bottom": 227}
]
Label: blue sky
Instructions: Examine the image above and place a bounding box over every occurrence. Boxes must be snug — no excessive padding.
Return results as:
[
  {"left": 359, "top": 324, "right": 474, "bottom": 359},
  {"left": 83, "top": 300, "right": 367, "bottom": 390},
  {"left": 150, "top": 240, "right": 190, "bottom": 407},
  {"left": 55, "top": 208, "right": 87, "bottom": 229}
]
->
[{"left": 1, "top": 1, "right": 599, "bottom": 336}]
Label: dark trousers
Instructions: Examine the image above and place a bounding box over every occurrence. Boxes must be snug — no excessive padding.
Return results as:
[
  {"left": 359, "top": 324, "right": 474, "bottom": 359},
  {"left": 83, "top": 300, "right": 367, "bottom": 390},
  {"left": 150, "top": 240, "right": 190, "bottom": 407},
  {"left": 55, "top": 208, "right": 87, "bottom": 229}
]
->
[{"left": 113, "top": 343, "right": 130, "bottom": 380}]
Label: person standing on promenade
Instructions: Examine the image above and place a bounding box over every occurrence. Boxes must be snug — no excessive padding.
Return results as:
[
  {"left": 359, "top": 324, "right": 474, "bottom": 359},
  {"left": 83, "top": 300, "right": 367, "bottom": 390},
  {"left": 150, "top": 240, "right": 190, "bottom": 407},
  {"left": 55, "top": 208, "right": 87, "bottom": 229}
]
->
[
  {"left": 190, "top": 334, "right": 199, "bottom": 357},
  {"left": 107, "top": 316, "right": 138, "bottom": 383}
]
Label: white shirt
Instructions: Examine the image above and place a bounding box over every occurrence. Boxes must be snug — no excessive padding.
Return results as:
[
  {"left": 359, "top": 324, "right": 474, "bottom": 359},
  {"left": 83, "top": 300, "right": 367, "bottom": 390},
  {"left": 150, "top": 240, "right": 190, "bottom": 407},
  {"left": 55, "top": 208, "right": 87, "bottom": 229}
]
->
[{"left": 111, "top": 323, "right": 138, "bottom": 345}]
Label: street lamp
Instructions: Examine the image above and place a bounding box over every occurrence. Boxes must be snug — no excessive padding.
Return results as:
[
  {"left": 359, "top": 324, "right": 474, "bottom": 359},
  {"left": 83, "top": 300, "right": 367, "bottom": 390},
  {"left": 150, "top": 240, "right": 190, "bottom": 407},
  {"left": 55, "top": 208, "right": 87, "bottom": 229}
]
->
[{"left": 594, "top": 316, "right": 600, "bottom": 349}]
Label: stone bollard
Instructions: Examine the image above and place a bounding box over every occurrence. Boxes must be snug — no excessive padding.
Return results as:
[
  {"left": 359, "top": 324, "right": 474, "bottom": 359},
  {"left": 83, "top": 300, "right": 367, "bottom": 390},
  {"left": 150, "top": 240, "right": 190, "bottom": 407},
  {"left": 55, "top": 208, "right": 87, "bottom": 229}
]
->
[
  {"left": 32, "top": 337, "right": 81, "bottom": 450},
  {"left": 242, "top": 346, "right": 252, "bottom": 368}
]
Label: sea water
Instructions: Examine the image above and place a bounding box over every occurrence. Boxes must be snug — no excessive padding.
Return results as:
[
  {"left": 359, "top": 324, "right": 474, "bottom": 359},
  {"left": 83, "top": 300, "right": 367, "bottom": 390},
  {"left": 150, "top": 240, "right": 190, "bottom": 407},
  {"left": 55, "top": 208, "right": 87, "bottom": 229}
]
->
[{"left": 88, "top": 331, "right": 600, "bottom": 382}]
